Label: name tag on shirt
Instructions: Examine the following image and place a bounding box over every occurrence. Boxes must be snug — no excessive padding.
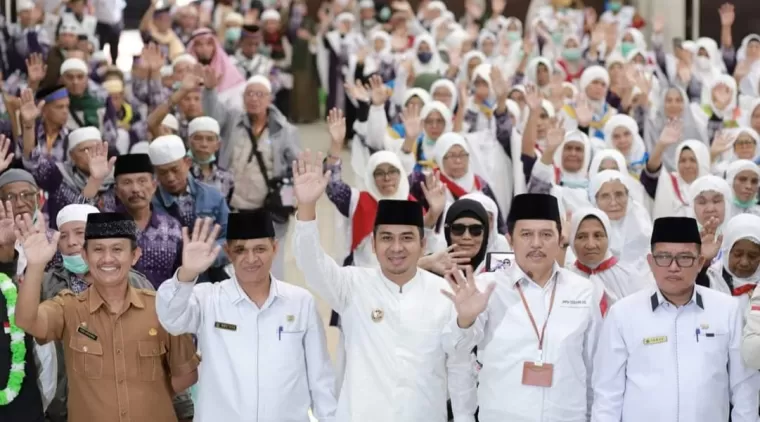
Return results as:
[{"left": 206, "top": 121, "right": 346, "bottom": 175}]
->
[
  {"left": 77, "top": 326, "right": 98, "bottom": 341},
  {"left": 560, "top": 299, "right": 589, "bottom": 308},
  {"left": 215, "top": 322, "right": 238, "bottom": 331},
  {"left": 643, "top": 336, "right": 668, "bottom": 345}
]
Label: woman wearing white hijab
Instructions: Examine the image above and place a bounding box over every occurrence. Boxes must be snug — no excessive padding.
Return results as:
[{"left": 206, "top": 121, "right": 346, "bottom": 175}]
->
[
  {"left": 741, "top": 98, "right": 760, "bottom": 134},
  {"left": 461, "top": 191, "right": 511, "bottom": 252},
  {"left": 602, "top": 114, "right": 648, "bottom": 175},
  {"left": 569, "top": 207, "right": 652, "bottom": 314},
  {"left": 589, "top": 169, "right": 652, "bottom": 266},
  {"left": 561, "top": 65, "right": 616, "bottom": 140},
  {"left": 589, "top": 148, "right": 647, "bottom": 206},
  {"left": 694, "top": 74, "right": 741, "bottom": 141},
  {"left": 463, "top": 63, "right": 496, "bottom": 133},
  {"left": 689, "top": 175, "right": 733, "bottom": 233},
  {"left": 393, "top": 100, "right": 453, "bottom": 175},
  {"left": 711, "top": 127, "right": 760, "bottom": 174},
  {"left": 429, "top": 78, "right": 458, "bottom": 110},
  {"left": 524, "top": 56, "right": 553, "bottom": 93},
  {"left": 706, "top": 213, "right": 760, "bottom": 313},
  {"left": 459, "top": 50, "right": 487, "bottom": 84},
  {"left": 528, "top": 129, "right": 592, "bottom": 211},
  {"left": 409, "top": 33, "right": 445, "bottom": 75},
  {"left": 645, "top": 139, "right": 711, "bottom": 219},
  {"left": 726, "top": 159, "right": 760, "bottom": 217}
]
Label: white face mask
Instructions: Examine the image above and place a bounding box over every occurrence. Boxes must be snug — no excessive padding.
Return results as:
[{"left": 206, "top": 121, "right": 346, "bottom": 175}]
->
[{"left": 696, "top": 56, "right": 711, "bottom": 70}]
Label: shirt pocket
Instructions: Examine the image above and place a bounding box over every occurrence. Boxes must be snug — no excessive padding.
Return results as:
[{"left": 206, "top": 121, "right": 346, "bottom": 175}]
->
[
  {"left": 137, "top": 340, "right": 168, "bottom": 382},
  {"left": 69, "top": 336, "right": 104, "bottom": 379},
  {"left": 699, "top": 330, "right": 730, "bottom": 363},
  {"left": 276, "top": 327, "right": 306, "bottom": 368}
]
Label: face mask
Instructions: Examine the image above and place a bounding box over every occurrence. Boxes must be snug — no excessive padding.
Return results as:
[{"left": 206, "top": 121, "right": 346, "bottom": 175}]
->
[
  {"left": 225, "top": 27, "right": 242, "bottom": 43},
  {"left": 259, "top": 45, "right": 272, "bottom": 57},
  {"left": 620, "top": 42, "right": 636, "bottom": 57},
  {"left": 551, "top": 32, "right": 564, "bottom": 45},
  {"left": 363, "top": 19, "right": 375, "bottom": 27},
  {"left": 187, "top": 149, "right": 216, "bottom": 165},
  {"left": 562, "top": 179, "right": 589, "bottom": 189},
  {"left": 62, "top": 254, "right": 89, "bottom": 274},
  {"left": 608, "top": 2, "right": 622, "bottom": 12},
  {"left": 562, "top": 47, "right": 582, "bottom": 61},
  {"left": 696, "top": 56, "right": 711, "bottom": 69},
  {"left": 733, "top": 197, "right": 759, "bottom": 209},
  {"left": 506, "top": 31, "right": 522, "bottom": 42},
  {"left": 417, "top": 51, "right": 433, "bottom": 63}
]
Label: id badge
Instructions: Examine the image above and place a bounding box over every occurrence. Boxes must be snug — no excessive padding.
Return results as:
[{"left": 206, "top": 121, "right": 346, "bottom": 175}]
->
[
  {"left": 280, "top": 184, "right": 294, "bottom": 206},
  {"left": 521, "top": 361, "right": 554, "bottom": 387}
]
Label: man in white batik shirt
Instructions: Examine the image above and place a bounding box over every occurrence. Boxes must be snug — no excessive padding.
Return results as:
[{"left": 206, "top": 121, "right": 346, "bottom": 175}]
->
[
  {"left": 442, "top": 193, "right": 602, "bottom": 422},
  {"left": 592, "top": 216, "right": 760, "bottom": 422},
  {"left": 291, "top": 151, "right": 477, "bottom": 422},
  {"left": 156, "top": 212, "right": 337, "bottom": 422}
]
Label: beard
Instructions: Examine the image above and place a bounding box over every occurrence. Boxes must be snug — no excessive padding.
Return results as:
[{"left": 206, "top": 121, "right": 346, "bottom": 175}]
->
[{"left": 198, "top": 56, "right": 212, "bottom": 65}]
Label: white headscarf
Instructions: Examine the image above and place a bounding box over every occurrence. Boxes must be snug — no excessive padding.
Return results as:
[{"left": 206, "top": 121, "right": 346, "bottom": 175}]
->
[
  {"left": 725, "top": 159, "right": 760, "bottom": 217},
  {"left": 589, "top": 170, "right": 653, "bottom": 265},
  {"left": 411, "top": 33, "right": 445, "bottom": 75},
  {"left": 420, "top": 100, "right": 453, "bottom": 141},
  {"left": 460, "top": 50, "right": 487, "bottom": 82},
  {"left": 429, "top": 78, "right": 458, "bottom": 110},
  {"left": 688, "top": 175, "right": 732, "bottom": 233},
  {"left": 653, "top": 140, "right": 711, "bottom": 219},
  {"left": 364, "top": 151, "right": 410, "bottom": 201},
  {"left": 589, "top": 148, "right": 647, "bottom": 205},
  {"left": 434, "top": 132, "right": 475, "bottom": 191},
  {"left": 579, "top": 65, "right": 611, "bottom": 114},
  {"left": 703, "top": 74, "right": 738, "bottom": 118},
  {"left": 720, "top": 213, "right": 760, "bottom": 288},
  {"left": 525, "top": 57, "right": 553, "bottom": 88},
  {"left": 550, "top": 130, "right": 593, "bottom": 211},
  {"left": 602, "top": 114, "right": 647, "bottom": 173}
]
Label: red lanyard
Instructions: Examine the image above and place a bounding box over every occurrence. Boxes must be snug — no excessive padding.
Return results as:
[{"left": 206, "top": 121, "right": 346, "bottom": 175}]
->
[{"left": 515, "top": 277, "right": 558, "bottom": 359}]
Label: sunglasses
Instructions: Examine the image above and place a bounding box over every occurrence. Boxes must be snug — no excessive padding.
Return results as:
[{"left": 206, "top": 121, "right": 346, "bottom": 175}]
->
[{"left": 449, "top": 223, "right": 485, "bottom": 237}]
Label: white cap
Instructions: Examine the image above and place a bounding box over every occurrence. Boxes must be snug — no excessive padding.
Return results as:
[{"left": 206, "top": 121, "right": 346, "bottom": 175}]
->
[
  {"left": 130, "top": 141, "right": 151, "bottom": 154},
  {"left": 160, "top": 65, "right": 174, "bottom": 78},
  {"left": 60, "top": 58, "right": 88, "bottom": 75},
  {"left": 17, "top": 0, "right": 36, "bottom": 12},
  {"left": 149, "top": 135, "right": 187, "bottom": 166},
  {"left": 102, "top": 79, "right": 124, "bottom": 94},
  {"left": 161, "top": 114, "right": 179, "bottom": 131},
  {"left": 359, "top": 0, "right": 374, "bottom": 8},
  {"left": 172, "top": 54, "right": 197, "bottom": 68},
  {"left": 67, "top": 127, "right": 101, "bottom": 154},
  {"left": 335, "top": 12, "right": 355, "bottom": 23},
  {"left": 56, "top": 204, "right": 99, "bottom": 229},
  {"left": 91, "top": 51, "right": 108, "bottom": 63},
  {"left": 59, "top": 22, "right": 80, "bottom": 35},
  {"left": 261, "top": 9, "right": 281, "bottom": 21},
  {"left": 246, "top": 75, "right": 271, "bottom": 93},
  {"left": 225, "top": 12, "right": 244, "bottom": 25},
  {"left": 188, "top": 117, "right": 220, "bottom": 137}
]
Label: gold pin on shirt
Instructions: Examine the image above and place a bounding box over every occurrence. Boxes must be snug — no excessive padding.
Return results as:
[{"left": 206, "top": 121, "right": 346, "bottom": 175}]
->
[
  {"left": 286, "top": 315, "right": 295, "bottom": 323},
  {"left": 149, "top": 328, "right": 158, "bottom": 336}
]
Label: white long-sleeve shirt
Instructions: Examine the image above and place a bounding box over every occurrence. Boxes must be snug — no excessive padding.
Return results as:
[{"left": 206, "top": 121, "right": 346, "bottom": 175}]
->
[
  {"left": 444, "top": 264, "right": 602, "bottom": 422},
  {"left": 156, "top": 273, "right": 337, "bottom": 422},
  {"left": 592, "top": 286, "right": 760, "bottom": 422},
  {"left": 292, "top": 219, "right": 477, "bottom": 422}
]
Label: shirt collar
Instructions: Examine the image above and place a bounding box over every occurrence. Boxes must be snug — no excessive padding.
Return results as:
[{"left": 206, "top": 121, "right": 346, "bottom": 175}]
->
[
  {"left": 158, "top": 174, "right": 197, "bottom": 205},
  {"left": 223, "top": 274, "right": 286, "bottom": 308},
  {"left": 87, "top": 283, "right": 145, "bottom": 314},
  {"left": 509, "top": 262, "right": 561, "bottom": 290},
  {"left": 650, "top": 287, "right": 704, "bottom": 311},
  {"left": 115, "top": 203, "right": 161, "bottom": 230}
]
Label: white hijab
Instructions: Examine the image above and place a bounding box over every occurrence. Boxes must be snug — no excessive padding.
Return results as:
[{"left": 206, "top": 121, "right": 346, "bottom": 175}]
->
[
  {"left": 589, "top": 148, "right": 647, "bottom": 206},
  {"left": 434, "top": 132, "right": 475, "bottom": 192},
  {"left": 589, "top": 170, "right": 653, "bottom": 266},
  {"left": 708, "top": 213, "right": 760, "bottom": 309},
  {"left": 702, "top": 73, "right": 739, "bottom": 118},
  {"left": 550, "top": 130, "right": 593, "bottom": 211},
  {"left": 429, "top": 78, "right": 458, "bottom": 110},
  {"left": 653, "top": 139, "right": 710, "bottom": 219},
  {"left": 461, "top": 191, "right": 510, "bottom": 252},
  {"left": 411, "top": 33, "right": 445, "bottom": 75},
  {"left": 725, "top": 159, "right": 760, "bottom": 217},
  {"left": 602, "top": 114, "right": 647, "bottom": 173},
  {"left": 688, "top": 174, "right": 733, "bottom": 233}
]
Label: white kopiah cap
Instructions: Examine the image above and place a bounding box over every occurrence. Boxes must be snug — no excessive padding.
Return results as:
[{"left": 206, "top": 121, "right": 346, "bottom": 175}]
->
[
  {"left": 57, "top": 204, "right": 100, "bottom": 229},
  {"left": 130, "top": 141, "right": 150, "bottom": 154},
  {"left": 261, "top": 9, "right": 281, "bottom": 21},
  {"left": 67, "top": 127, "right": 102, "bottom": 154},
  {"left": 161, "top": 114, "right": 179, "bottom": 131},
  {"left": 246, "top": 75, "right": 271, "bottom": 93},
  {"left": 149, "top": 135, "right": 187, "bottom": 166},
  {"left": 17, "top": 0, "right": 36, "bottom": 12},
  {"left": 60, "top": 58, "right": 88, "bottom": 75},
  {"left": 172, "top": 54, "right": 198, "bottom": 68},
  {"left": 188, "top": 116, "right": 220, "bottom": 137},
  {"left": 160, "top": 65, "right": 174, "bottom": 77}
]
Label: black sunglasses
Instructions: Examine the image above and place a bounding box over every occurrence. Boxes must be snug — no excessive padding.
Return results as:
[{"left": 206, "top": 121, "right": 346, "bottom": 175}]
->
[{"left": 449, "top": 223, "right": 485, "bottom": 237}]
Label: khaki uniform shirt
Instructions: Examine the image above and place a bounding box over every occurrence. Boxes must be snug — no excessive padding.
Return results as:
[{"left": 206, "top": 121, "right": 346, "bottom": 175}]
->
[{"left": 37, "top": 285, "right": 200, "bottom": 422}]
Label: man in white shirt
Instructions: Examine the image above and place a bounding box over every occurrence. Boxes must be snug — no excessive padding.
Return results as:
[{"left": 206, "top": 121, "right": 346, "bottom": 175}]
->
[
  {"left": 291, "top": 151, "right": 476, "bottom": 422},
  {"left": 443, "top": 193, "right": 602, "bottom": 422},
  {"left": 592, "top": 216, "right": 760, "bottom": 422},
  {"left": 93, "top": 0, "right": 125, "bottom": 64},
  {"left": 156, "top": 212, "right": 337, "bottom": 422}
]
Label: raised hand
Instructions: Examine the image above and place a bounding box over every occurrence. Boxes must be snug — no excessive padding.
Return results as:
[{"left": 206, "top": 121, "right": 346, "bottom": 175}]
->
[
  {"left": 560, "top": 210, "right": 573, "bottom": 246},
  {"left": 19, "top": 88, "right": 44, "bottom": 124},
  {"left": 677, "top": 62, "right": 692, "bottom": 83},
  {"left": 0, "top": 201, "right": 15, "bottom": 246},
  {"left": 710, "top": 131, "right": 733, "bottom": 156},
  {"left": 700, "top": 216, "right": 723, "bottom": 261},
  {"left": 292, "top": 150, "right": 331, "bottom": 206},
  {"left": 25, "top": 53, "right": 48, "bottom": 86},
  {"left": 352, "top": 79, "right": 370, "bottom": 103},
  {"left": 719, "top": 2, "right": 735, "bottom": 26},
  {"left": 87, "top": 141, "right": 116, "bottom": 181},
  {"left": 546, "top": 117, "right": 566, "bottom": 151},
  {"left": 653, "top": 15, "right": 665, "bottom": 34},
  {"left": 658, "top": 120, "right": 683, "bottom": 146},
  {"left": 180, "top": 68, "right": 204, "bottom": 92},
  {"left": 421, "top": 173, "right": 446, "bottom": 216},
  {"left": 712, "top": 83, "right": 733, "bottom": 109},
  {"left": 367, "top": 74, "right": 389, "bottom": 106},
  {"left": 0, "top": 135, "right": 15, "bottom": 173},
  {"left": 490, "top": 66, "right": 510, "bottom": 101},
  {"left": 574, "top": 94, "right": 593, "bottom": 126},
  {"left": 327, "top": 108, "right": 346, "bottom": 146},
  {"left": 14, "top": 213, "right": 59, "bottom": 267},
  {"left": 178, "top": 217, "right": 222, "bottom": 280},
  {"left": 440, "top": 266, "right": 496, "bottom": 328},
  {"left": 201, "top": 65, "right": 219, "bottom": 90},
  {"left": 401, "top": 103, "right": 422, "bottom": 141},
  {"left": 525, "top": 84, "right": 543, "bottom": 110}
]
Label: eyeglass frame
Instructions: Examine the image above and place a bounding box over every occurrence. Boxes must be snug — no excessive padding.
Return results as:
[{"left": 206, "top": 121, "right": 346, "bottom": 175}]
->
[{"left": 651, "top": 253, "right": 698, "bottom": 268}]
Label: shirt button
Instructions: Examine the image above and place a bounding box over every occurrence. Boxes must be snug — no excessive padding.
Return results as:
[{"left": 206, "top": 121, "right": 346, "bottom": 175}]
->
[
  {"left": 116, "top": 349, "right": 122, "bottom": 355},
  {"left": 118, "top": 378, "right": 124, "bottom": 384},
  {"left": 120, "top": 410, "right": 127, "bottom": 416}
]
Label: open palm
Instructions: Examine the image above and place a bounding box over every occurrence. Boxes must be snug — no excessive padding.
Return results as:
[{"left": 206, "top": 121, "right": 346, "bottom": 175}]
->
[
  {"left": 292, "top": 150, "right": 331, "bottom": 206},
  {"left": 181, "top": 217, "right": 222, "bottom": 275},
  {"left": 0, "top": 201, "right": 14, "bottom": 246},
  {"left": 15, "top": 213, "right": 58, "bottom": 266},
  {"left": 88, "top": 142, "right": 116, "bottom": 181},
  {"left": 441, "top": 266, "right": 495, "bottom": 326}
]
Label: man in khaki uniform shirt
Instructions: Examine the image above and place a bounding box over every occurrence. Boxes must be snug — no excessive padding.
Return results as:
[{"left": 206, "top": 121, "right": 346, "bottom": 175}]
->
[{"left": 15, "top": 212, "right": 200, "bottom": 422}]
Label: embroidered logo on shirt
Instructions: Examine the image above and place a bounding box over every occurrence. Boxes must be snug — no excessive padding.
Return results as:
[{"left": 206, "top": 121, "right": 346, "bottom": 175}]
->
[
  {"left": 371, "top": 309, "right": 384, "bottom": 322},
  {"left": 643, "top": 336, "right": 668, "bottom": 345},
  {"left": 286, "top": 315, "right": 295, "bottom": 323},
  {"left": 214, "top": 322, "right": 238, "bottom": 331},
  {"left": 77, "top": 326, "right": 98, "bottom": 341}
]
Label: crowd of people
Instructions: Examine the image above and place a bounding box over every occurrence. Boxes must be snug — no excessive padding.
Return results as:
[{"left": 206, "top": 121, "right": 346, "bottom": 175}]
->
[{"left": 2, "top": 0, "right": 760, "bottom": 420}]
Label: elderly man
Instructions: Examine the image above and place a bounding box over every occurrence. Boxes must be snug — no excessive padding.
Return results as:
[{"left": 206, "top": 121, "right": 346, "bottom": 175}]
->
[
  {"left": 202, "top": 75, "right": 300, "bottom": 278},
  {"left": 58, "top": 57, "right": 118, "bottom": 145},
  {"left": 187, "top": 116, "right": 233, "bottom": 200},
  {"left": 15, "top": 212, "right": 200, "bottom": 422},
  {"left": 22, "top": 126, "right": 114, "bottom": 228},
  {"left": 148, "top": 135, "right": 228, "bottom": 273},
  {"left": 146, "top": 64, "right": 206, "bottom": 140},
  {"left": 19, "top": 86, "right": 70, "bottom": 164},
  {"left": 102, "top": 154, "right": 183, "bottom": 288}
]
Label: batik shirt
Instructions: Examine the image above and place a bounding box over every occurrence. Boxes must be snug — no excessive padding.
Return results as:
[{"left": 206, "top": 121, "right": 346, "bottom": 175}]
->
[{"left": 190, "top": 162, "right": 234, "bottom": 200}]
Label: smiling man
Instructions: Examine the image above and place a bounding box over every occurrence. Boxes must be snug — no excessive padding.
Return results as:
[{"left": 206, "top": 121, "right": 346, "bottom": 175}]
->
[{"left": 592, "top": 216, "right": 760, "bottom": 422}]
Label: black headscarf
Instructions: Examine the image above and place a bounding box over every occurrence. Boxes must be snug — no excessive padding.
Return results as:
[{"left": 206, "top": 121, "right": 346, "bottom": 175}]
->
[{"left": 444, "top": 199, "right": 490, "bottom": 271}]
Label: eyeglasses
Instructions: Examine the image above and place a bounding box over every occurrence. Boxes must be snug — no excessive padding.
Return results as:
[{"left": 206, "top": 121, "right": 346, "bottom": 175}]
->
[
  {"left": 1, "top": 191, "right": 38, "bottom": 203},
  {"left": 448, "top": 223, "right": 485, "bottom": 237},
  {"left": 424, "top": 118, "right": 446, "bottom": 127},
  {"left": 244, "top": 91, "right": 269, "bottom": 98},
  {"left": 596, "top": 191, "right": 628, "bottom": 205},
  {"left": 652, "top": 254, "right": 698, "bottom": 268},
  {"left": 444, "top": 152, "right": 470, "bottom": 161},
  {"left": 373, "top": 168, "right": 400, "bottom": 179}
]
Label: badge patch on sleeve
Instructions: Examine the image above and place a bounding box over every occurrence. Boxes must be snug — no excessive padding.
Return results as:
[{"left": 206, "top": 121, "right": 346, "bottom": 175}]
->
[{"left": 643, "top": 336, "right": 667, "bottom": 345}]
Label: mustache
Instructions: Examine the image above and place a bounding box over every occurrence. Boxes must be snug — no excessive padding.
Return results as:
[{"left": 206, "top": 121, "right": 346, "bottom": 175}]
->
[
  {"left": 527, "top": 251, "right": 546, "bottom": 257},
  {"left": 128, "top": 193, "right": 147, "bottom": 201}
]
